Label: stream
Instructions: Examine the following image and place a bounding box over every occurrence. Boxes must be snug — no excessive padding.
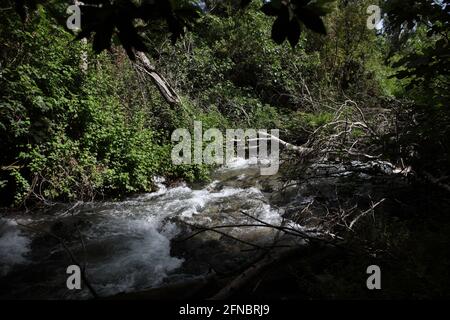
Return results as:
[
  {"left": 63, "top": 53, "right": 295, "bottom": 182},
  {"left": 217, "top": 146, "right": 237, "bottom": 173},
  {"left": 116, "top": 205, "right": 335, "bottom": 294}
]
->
[
  {"left": 0, "top": 157, "right": 398, "bottom": 299},
  {"left": 0, "top": 158, "right": 313, "bottom": 299}
]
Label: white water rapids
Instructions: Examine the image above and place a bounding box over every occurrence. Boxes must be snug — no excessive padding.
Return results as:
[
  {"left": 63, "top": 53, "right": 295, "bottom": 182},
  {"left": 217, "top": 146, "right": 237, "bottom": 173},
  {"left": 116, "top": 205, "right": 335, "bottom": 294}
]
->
[{"left": 0, "top": 158, "right": 309, "bottom": 299}]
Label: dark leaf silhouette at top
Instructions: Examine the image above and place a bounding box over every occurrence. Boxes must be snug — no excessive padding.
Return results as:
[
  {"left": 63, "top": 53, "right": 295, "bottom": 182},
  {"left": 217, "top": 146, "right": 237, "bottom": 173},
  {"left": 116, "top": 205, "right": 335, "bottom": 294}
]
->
[
  {"left": 271, "top": 4, "right": 290, "bottom": 44},
  {"left": 14, "top": 0, "right": 37, "bottom": 21},
  {"left": 261, "top": 0, "right": 333, "bottom": 48},
  {"left": 14, "top": 0, "right": 202, "bottom": 59},
  {"left": 287, "top": 18, "right": 302, "bottom": 47},
  {"left": 74, "top": 0, "right": 201, "bottom": 59},
  {"left": 261, "top": 1, "right": 280, "bottom": 16},
  {"left": 240, "top": 0, "right": 253, "bottom": 8},
  {"left": 295, "top": 7, "right": 326, "bottom": 34},
  {"left": 13, "top": 0, "right": 332, "bottom": 56}
]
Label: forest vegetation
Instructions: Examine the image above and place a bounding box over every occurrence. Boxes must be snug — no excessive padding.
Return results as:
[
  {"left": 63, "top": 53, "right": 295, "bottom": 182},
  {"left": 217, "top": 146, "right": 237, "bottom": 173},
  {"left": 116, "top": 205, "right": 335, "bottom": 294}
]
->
[{"left": 0, "top": 0, "right": 449, "bottom": 299}]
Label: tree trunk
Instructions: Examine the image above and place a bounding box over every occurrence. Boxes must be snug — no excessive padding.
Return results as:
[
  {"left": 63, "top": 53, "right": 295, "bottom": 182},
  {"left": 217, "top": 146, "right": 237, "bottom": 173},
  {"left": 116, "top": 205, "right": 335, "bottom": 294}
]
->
[
  {"left": 134, "top": 51, "right": 181, "bottom": 105},
  {"left": 74, "top": 0, "right": 88, "bottom": 73}
]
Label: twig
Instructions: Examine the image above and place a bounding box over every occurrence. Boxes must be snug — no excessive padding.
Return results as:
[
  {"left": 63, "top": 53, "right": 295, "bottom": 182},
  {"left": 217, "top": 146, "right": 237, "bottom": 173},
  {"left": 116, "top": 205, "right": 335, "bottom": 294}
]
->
[{"left": 348, "top": 198, "right": 385, "bottom": 230}]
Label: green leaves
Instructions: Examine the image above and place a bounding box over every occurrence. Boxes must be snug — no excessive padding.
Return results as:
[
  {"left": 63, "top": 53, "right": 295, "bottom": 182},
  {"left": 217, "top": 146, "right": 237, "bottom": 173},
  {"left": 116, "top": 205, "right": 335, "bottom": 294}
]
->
[
  {"left": 261, "top": 0, "right": 334, "bottom": 48},
  {"left": 13, "top": 0, "right": 333, "bottom": 56},
  {"left": 14, "top": 0, "right": 202, "bottom": 59},
  {"left": 385, "top": 0, "right": 450, "bottom": 92}
]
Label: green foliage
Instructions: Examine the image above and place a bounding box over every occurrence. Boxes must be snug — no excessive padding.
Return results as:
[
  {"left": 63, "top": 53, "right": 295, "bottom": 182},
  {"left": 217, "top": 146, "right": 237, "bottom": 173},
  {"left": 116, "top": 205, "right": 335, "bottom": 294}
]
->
[
  {"left": 0, "top": 8, "right": 210, "bottom": 206},
  {"left": 383, "top": 0, "right": 450, "bottom": 177},
  {"left": 13, "top": 0, "right": 337, "bottom": 59},
  {"left": 154, "top": 4, "right": 330, "bottom": 116},
  {"left": 0, "top": 0, "right": 418, "bottom": 207}
]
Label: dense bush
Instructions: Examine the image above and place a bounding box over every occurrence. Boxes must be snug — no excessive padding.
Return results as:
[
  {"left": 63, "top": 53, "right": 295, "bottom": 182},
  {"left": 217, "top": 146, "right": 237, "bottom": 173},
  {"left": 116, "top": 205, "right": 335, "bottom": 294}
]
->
[
  {"left": 0, "top": 9, "right": 210, "bottom": 206},
  {"left": 3, "top": 0, "right": 443, "bottom": 207}
]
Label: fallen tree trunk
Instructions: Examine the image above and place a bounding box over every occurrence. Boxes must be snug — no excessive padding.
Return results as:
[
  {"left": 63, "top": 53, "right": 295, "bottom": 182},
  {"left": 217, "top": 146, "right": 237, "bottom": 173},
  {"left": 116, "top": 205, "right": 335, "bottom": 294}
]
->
[
  {"left": 208, "top": 246, "right": 306, "bottom": 300},
  {"left": 257, "top": 131, "right": 313, "bottom": 156},
  {"left": 134, "top": 51, "right": 181, "bottom": 105},
  {"left": 208, "top": 240, "right": 345, "bottom": 300}
]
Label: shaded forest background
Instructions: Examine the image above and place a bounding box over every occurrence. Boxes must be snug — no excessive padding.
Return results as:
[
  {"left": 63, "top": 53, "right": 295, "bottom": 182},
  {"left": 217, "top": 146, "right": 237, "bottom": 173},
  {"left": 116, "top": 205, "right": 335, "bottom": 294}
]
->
[{"left": 1, "top": 0, "right": 448, "bottom": 206}]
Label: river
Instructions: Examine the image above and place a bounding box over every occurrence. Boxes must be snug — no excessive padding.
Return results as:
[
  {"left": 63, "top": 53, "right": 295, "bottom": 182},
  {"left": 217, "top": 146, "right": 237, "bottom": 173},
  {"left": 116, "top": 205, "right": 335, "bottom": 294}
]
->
[
  {"left": 0, "top": 156, "right": 399, "bottom": 299},
  {"left": 0, "top": 158, "right": 315, "bottom": 299}
]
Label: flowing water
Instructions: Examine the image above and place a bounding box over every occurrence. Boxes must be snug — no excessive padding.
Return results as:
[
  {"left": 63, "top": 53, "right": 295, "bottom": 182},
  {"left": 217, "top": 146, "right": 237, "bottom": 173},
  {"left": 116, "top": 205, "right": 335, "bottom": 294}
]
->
[{"left": 0, "top": 158, "right": 313, "bottom": 299}]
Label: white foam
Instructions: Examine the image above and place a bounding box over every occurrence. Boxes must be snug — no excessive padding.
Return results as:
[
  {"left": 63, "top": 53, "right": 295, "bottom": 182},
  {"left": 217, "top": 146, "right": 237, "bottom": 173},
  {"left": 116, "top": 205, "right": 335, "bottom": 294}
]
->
[
  {"left": 1, "top": 168, "right": 302, "bottom": 297},
  {"left": 255, "top": 203, "right": 282, "bottom": 225},
  {"left": 220, "top": 157, "right": 258, "bottom": 170},
  {"left": 80, "top": 218, "right": 183, "bottom": 297},
  {"left": 0, "top": 219, "right": 31, "bottom": 276}
]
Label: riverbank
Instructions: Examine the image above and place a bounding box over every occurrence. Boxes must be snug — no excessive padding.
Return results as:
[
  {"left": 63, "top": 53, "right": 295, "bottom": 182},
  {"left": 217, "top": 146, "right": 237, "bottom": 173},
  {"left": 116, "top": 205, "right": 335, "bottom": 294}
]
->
[{"left": 3, "top": 156, "right": 449, "bottom": 299}]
